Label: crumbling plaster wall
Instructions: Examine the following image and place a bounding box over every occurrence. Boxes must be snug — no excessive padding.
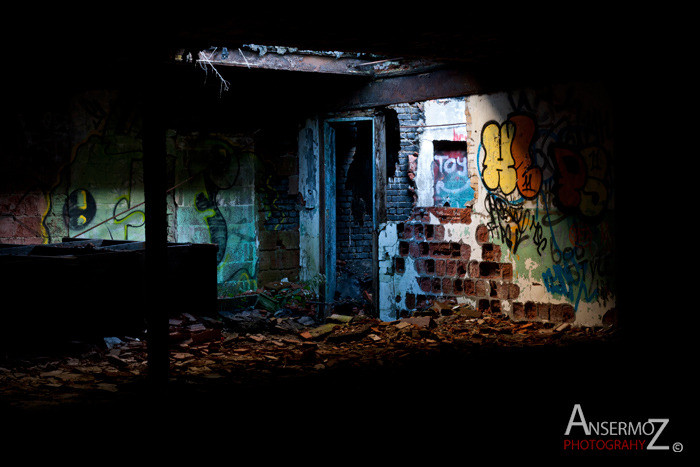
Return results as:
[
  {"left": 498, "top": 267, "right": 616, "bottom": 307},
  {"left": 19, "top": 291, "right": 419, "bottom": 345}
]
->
[
  {"left": 1, "top": 90, "right": 303, "bottom": 297},
  {"left": 380, "top": 83, "right": 616, "bottom": 327},
  {"left": 297, "top": 118, "right": 321, "bottom": 290}
]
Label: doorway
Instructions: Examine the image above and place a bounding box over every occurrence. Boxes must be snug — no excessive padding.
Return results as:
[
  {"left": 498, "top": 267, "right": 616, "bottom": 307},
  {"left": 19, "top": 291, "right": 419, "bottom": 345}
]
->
[{"left": 322, "top": 116, "right": 385, "bottom": 317}]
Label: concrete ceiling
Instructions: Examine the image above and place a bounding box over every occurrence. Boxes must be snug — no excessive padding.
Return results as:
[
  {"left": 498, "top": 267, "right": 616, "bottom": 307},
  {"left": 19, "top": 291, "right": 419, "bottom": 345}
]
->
[
  {"left": 10, "top": 8, "right": 631, "bottom": 72},
  {"left": 5, "top": 7, "right": 653, "bottom": 107}
]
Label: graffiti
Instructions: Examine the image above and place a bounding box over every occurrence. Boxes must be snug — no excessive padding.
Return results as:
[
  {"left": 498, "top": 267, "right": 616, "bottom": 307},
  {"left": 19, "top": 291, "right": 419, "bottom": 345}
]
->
[
  {"left": 432, "top": 141, "right": 474, "bottom": 207},
  {"left": 480, "top": 114, "right": 543, "bottom": 200},
  {"left": 224, "top": 268, "right": 258, "bottom": 294},
  {"left": 539, "top": 196, "right": 614, "bottom": 311},
  {"left": 62, "top": 189, "right": 96, "bottom": 230},
  {"left": 541, "top": 245, "right": 613, "bottom": 311},
  {"left": 474, "top": 88, "right": 615, "bottom": 318},
  {"left": 43, "top": 95, "right": 144, "bottom": 243},
  {"left": 452, "top": 129, "right": 468, "bottom": 142},
  {"left": 112, "top": 195, "right": 146, "bottom": 239},
  {"left": 484, "top": 193, "right": 547, "bottom": 256},
  {"left": 541, "top": 260, "right": 599, "bottom": 310},
  {"left": 172, "top": 134, "right": 257, "bottom": 291},
  {"left": 552, "top": 145, "right": 609, "bottom": 220},
  {"left": 481, "top": 120, "right": 517, "bottom": 195},
  {"left": 509, "top": 114, "right": 542, "bottom": 199}
]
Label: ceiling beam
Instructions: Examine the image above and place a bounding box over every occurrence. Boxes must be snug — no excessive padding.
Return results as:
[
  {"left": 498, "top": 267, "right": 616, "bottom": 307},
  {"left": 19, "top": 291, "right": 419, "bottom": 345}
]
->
[
  {"left": 330, "top": 68, "right": 490, "bottom": 110},
  {"left": 184, "top": 48, "right": 374, "bottom": 76},
  {"left": 173, "top": 48, "right": 443, "bottom": 78}
]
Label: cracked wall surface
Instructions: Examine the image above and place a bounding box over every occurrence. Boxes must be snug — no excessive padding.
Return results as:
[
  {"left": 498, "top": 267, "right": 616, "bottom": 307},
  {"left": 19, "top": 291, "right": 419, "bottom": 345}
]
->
[{"left": 380, "top": 85, "right": 616, "bottom": 326}]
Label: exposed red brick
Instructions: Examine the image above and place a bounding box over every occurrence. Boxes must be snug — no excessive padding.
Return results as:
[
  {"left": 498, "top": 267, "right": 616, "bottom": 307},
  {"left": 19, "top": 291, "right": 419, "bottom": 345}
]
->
[
  {"left": 501, "top": 263, "right": 513, "bottom": 281},
  {"left": 0, "top": 219, "right": 17, "bottom": 238},
  {"left": 400, "top": 241, "right": 410, "bottom": 257},
  {"left": 524, "top": 301, "right": 537, "bottom": 319},
  {"left": 457, "top": 261, "right": 468, "bottom": 276},
  {"left": 419, "top": 276, "right": 431, "bottom": 292},
  {"left": 414, "top": 223, "right": 425, "bottom": 241},
  {"left": 445, "top": 260, "right": 457, "bottom": 276},
  {"left": 463, "top": 279, "right": 475, "bottom": 296},
  {"left": 512, "top": 302, "right": 525, "bottom": 320},
  {"left": 405, "top": 293, "right": 416, "bottom": 310},
  {"left": 453, "top": 278, "right": 464, "bottom": 294},
  {"left": 475, "top": 224, "right": 489, "bottom": 244},
  {"left": 490, "top": 300, "right": 502, "bottom": 314},
  {"left": 459, "top": 209, "right": 472, "bottom": 224},
  {"left": 435, "top": 259, "right": 446, "bottom": 276},
  {"left": 478, "top": 299, "right": 491, "bottom": 313},
  {"left": 414, "top": 258, "right": 426, "bottom": 274},
  {"left": 442, "top": 278, "right": 454, "bottom": 294},
  {"left": 431, "top": 278, "right": 442, "bottom": 293},
  {"left": 460, "top": 243, "right": 471, "bottom": 260},
  {"left": 419, "top": 242, "right": 430, "bottom": 256},
  {"left": 475, "top": 280, "right": 488, "bottom": 297},
  {"left": 429, "top": 242, "right": 452, "bottom": 257},
  {"left": 479, "top": 261, "right": 501, "bottom": 279},
  {"left": 551, "top": 304, "right": 576, "bottom": 323},
  {"left": 434, "top": 224, "right": 445, "bottom": 241},
  {"left": 490, "top": 281, "right": 509, "bottom": 300},
  {"left": 408, "top": 241, "right": 420, "bottom": 257},
  {"left": 425, "top": 224, "right": 435, "bottom": 240},
  {"left": 474, "top": 224, "right": 489, "bottom": 244},
  {"left": 562, "top": 305, "right": 575, "bottom": 323},
  {"left": 481, "top": 243, "right": 501, "bottom": 262},
  {"left": 403, "top": 223, "right": 413, "bottom": 239},
  {"left": 537, "top": 303, "right": 551, "bottom": 321},
  {"left": 394, "top": 257, "right": 405, "bottom": 274},
  {"left": 508, "top": 283, "right": 520, "bottom": 300},
  {"left": 468, "top": 260, "right": 480, "bottom": 278}
]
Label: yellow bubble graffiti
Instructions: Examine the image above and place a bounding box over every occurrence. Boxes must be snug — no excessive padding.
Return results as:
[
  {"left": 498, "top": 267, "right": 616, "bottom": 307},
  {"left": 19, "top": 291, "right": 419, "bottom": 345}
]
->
[{"left": 481, "top": 121, "right": 517, "bottom": 195}]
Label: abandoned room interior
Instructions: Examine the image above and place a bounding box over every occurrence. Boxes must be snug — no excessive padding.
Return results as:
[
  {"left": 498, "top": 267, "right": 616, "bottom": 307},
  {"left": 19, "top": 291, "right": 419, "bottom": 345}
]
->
[{"left": 0, "top": 10, "right": 691, "bottom": 454}]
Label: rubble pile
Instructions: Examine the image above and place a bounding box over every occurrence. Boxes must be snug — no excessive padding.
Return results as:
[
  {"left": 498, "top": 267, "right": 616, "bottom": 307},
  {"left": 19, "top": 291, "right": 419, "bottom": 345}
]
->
[
  {"left": 0, "top": 283, "right": 619, "bottom": 411},
  {"left": 0, "top": 281, "right": 615, "bottom": 414}
]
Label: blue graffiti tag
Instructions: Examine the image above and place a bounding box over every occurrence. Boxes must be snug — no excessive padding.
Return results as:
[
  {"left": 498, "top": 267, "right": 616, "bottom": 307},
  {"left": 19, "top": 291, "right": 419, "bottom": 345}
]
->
[{"left": 541, "top": 254, "right": 599, "bottom": 311}]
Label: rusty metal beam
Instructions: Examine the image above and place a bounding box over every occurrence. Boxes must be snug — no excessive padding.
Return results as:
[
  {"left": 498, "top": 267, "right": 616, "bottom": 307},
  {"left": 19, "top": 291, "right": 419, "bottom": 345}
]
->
[
  {"left": 331, "top": 68, "right": 495, "bottom": 110},
  {"left": 192, "top": 48, "right": 373, "bottom": 76},
  {"left": 177, "top": 48, "right": 443, "bottom": 78}
]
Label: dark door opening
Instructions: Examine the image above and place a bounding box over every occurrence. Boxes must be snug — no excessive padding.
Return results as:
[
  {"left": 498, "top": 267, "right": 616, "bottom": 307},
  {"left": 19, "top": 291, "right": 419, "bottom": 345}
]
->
[{"left": 333, "top": 121, "right": 374, "bottom": 311}]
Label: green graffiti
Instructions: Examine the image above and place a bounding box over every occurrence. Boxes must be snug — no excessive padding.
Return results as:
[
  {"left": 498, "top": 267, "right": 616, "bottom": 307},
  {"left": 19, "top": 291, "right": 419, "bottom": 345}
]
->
[{"left": 44, "top": 96, "right": 144, "bottom": 242}]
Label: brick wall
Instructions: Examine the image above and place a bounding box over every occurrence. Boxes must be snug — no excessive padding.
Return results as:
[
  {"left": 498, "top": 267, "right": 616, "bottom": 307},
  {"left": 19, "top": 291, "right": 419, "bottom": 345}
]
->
[
  {"left": 394, "top": 207, "right": 575, "bottom": 323},
  {"left": 335, "top": 123, "right": 373, "bottom": 265},
  {"left": 256, "top": 132, "right": 301, "bottom": 286},
  {"left": 386, "top": 103, "right": 423, "bottom": 221}
]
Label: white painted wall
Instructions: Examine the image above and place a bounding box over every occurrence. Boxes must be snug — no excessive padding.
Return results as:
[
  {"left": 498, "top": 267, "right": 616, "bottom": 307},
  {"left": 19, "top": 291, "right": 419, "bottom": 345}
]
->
[{"left": 379, "top": 85, "right": 616, "bottom": 327}]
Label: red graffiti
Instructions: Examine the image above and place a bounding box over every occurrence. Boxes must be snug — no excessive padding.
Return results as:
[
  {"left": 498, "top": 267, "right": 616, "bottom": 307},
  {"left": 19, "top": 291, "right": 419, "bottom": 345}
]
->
[
  {"left": 509, "top": 114, "right": 542, "bottom": 199},
  {"left": 554, "top": 147, "right": 586, "bottom": 209}
]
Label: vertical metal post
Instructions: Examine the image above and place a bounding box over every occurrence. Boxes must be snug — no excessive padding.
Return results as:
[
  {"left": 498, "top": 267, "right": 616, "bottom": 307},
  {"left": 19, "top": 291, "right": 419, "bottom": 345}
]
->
[{"left": 142, "top": 65, "right": 169, "bottom": 389}]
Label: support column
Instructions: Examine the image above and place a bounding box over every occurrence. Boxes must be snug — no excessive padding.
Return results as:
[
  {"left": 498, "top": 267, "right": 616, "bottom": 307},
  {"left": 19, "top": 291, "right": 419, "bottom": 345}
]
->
[{"left": 142, "top": 66, "right": 169, "bottom": 388}]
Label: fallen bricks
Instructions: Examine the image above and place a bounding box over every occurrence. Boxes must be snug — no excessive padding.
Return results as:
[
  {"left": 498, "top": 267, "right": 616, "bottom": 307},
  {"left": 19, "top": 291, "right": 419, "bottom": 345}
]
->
[{"left": 0, "top": 305, "right": 619, "bottom": 411}]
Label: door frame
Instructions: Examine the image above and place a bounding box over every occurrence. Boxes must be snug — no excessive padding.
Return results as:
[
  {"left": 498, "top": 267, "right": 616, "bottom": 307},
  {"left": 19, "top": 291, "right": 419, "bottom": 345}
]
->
[{"left": 320, "top": 114, "right": 386, "bottom": 317}]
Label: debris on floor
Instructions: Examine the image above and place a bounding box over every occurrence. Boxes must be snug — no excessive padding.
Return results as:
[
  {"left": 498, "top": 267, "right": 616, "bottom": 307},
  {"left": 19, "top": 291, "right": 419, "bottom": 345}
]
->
[{"left": 0, "top": 292, "right": 619, "bottom": 411}]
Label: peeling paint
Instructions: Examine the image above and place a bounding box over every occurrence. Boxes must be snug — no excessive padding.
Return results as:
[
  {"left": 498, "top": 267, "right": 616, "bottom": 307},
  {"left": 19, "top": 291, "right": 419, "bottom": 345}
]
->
[{"left": 380, "top": 84, "right": 615, "bottom": 326}]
